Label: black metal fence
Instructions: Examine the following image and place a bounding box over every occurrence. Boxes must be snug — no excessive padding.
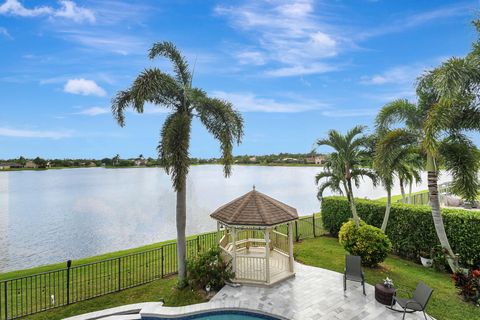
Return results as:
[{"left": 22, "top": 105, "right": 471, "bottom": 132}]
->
[{"left": 0, "top": 214, "right": 323, "bottom": 319}]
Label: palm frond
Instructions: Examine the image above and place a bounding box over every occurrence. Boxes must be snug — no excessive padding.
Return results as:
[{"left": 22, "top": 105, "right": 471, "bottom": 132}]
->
[
  {"left": 149, "top": 41, "right": 191, "bottom": 88},
  {"left": 157, "top": 112, "right": 191, "bottom": 191},
  {"left": 439, "top": 134, "right": 480, "bottom": 202},
  {"left": 194, "top": 95, "right": 244, "bottom": 177}
]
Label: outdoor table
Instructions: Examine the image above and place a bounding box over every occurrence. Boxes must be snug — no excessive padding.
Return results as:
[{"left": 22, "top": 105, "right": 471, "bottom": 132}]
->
[{"left": 374, "top": 284, "right": 396, "bottom": 305}]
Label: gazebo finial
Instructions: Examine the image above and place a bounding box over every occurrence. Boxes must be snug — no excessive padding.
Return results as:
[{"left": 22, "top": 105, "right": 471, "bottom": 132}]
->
[{"left": 253, "top": 184, "right": 256, "bottom": 190}]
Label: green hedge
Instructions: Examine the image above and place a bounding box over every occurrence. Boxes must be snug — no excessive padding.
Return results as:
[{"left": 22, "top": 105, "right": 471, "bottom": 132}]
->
[{"left": 321, "top": 196, "right": 480, "bottom": 267}]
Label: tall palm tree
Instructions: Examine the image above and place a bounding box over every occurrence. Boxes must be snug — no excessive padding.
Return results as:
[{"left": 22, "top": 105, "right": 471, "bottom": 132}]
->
[
  {"left": 373, "top": 128, "right": 420, "bottom": 231},
  {"left": 315, "top": 126, "right": 377, "bottom": 226},
  {"left": 112, "top": 41, "right": 244, "bottom": 284},
  {"left": 377, "top": 98, "right": 480, "bottom": 271}
]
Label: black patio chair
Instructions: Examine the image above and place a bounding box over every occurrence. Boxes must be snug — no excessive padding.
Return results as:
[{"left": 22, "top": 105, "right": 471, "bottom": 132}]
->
[
  {"left": 343, "top": 255, "right": 366, "bottom": 295},
  {"left": 388, "top": 282, "right": 433, "bottom": 320}
]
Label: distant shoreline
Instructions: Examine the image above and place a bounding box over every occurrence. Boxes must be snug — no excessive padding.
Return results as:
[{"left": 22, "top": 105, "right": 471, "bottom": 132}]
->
[{"left": 0, "top": 163, "right": 325, "bottom": 172}]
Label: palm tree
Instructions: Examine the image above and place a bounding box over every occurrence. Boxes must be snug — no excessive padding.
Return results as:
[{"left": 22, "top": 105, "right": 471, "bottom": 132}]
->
[
  {"left": 315, "top": 126, "right": 377, "bottom": 226},
  {"left": 377, "top": 97, "right": 480, "bottom": 271},
  {"left": 112, "top": 154, "right": 120, "bottom": 166},
  {"left": 373, "top": 128, "right": 421, "bottom": 231},
  {"left": 111, "top": 41, "right": 244, "bottom": 284}
]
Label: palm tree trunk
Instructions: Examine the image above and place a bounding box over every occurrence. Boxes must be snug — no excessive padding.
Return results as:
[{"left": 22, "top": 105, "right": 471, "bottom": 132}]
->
[
  {"left": 176, "top": 182, "right": 187, "bottom": 285},
  {"left": 346, "top": 178, "right": 360, "bottom": 227},
  {"left": 381, "top": 187, "right": 391, "bottom": 232},
  {"left": 427, "top": 155, "right": 457, "bottom": 272},
  {"left": 400, "top": 179, "right": 406, "bottom": 202},
  {"left": 408, "top": 182, "right": 413, "bottom": 204}
]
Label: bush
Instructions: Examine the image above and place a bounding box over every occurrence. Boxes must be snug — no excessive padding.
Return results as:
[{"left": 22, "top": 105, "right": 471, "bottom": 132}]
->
[
  {"left": 339, "top": 220, "right": 392, "bottom": 267},
  {"left": 187, "top": 248, "right": 234, "bottom": 291},
  {"left": 322, "top": 197, "right": 480, "bottom": 267},
  {"left": 452, "top": 269, "right": 480, "bottom": 305}
]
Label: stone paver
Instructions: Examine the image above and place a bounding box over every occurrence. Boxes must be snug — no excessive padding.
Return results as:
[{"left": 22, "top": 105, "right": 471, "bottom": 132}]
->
[{"left": 211, "top": 262, "right": 431, "bottom": 320}]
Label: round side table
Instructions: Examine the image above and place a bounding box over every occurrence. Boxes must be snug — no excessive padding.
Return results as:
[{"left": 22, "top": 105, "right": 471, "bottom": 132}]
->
[{"left": 375, "top": 284, "right": 395, "bottom": 305}]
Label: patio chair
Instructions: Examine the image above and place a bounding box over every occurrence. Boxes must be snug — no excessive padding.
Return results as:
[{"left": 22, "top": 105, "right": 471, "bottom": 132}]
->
[
  {"left": 388, "top": 282, "right": 433, "bottom": 320},
  {"left": 343, "top": 255, "right": 366, "bottom": 295}
]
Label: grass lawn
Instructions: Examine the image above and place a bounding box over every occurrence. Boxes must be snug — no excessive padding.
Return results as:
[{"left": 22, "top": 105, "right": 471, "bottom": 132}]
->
[
  {"left": 23, "top": 276, "right": 206, "bottom": 320},
  {"left": 294, "top": 236, "right": 479, "bottom": 320}
]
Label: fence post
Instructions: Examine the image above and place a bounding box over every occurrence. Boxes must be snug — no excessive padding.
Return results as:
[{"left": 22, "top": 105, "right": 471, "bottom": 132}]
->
[
  {"left": 295, "top": 221, "right": 299, "bottom": 242},
  {"left": 4, "top": 281, "right": 7, "bottom": 320},
  {"left": 66, "top": 260, "right": 72, "bottom": 305},
  {"left": 160, "top": 246, "right": 164, "bottom": 278},
  {"left": 197, "top": 236, "right": 200, "bottom": 254},
  {"left": 312, "top": 215, "right": 316, "bottom": 237},
  {"left": 117, "top": 258, "right": 121, "bottom": 292}
]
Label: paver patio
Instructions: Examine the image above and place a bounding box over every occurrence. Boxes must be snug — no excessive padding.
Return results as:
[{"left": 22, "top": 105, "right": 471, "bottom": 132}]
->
[
  {"left": 211, "top": 262, "right": 432, "bottom": 320},
  {"left": 67, "top": 262, "right": 433, "bottom": 320}
]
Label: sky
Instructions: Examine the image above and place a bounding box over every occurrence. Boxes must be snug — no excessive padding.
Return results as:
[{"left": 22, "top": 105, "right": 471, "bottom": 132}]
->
[{"left": 0, "top": 0, "right": 479, "bottom": 159}]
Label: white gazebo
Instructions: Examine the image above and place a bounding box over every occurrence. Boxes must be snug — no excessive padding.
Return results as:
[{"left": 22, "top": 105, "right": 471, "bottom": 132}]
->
[{"left": 211, "top": 187, "right": 298, "bottom": 286}]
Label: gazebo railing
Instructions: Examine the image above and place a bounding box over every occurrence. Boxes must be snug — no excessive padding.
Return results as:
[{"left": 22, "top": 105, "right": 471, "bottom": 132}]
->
[
  {"left": 235, "top": 254, "right": 267, "bottom": 282},
  {"left": 271, "top": 230, "right": 288, "bottom": 254}
]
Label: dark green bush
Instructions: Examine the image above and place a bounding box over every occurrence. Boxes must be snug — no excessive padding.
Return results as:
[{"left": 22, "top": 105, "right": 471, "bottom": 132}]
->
[
  {"left": 322, "top": 197, "right": 480, "bottom": 267},
  {"left": 338, "top": 220, "right": 392, "bottom": 267},
  {"left": 187, "top": 248, "right": 234, "bottom": 291}
]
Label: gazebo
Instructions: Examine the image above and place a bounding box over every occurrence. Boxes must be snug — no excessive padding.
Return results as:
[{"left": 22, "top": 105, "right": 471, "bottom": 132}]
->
[{"left": 210, "top": 187, "right": 298, "bottom": 286}]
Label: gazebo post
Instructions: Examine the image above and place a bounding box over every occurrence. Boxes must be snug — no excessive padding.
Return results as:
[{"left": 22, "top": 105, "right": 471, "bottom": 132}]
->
[
  {"left": 288, "top": 222, "right": 294, "bottom": 272},
  {"left": 264, "top": 227, "right": 270, "bottom": 283},
  {"left": 232, "top": 226, "right": 237, "bottom": 274}
]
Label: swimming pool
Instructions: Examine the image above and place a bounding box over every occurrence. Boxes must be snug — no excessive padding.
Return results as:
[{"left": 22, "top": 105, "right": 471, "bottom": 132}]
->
[{"left": 143, "top": 310, "right": 282, "bottom": 320}]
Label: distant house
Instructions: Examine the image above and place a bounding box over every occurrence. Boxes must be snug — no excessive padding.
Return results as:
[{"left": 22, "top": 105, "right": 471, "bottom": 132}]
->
[
  {"left": 24, "top": 160, "right": 38, "bottom": 169},
  {"left": 134, "top": 158, "right": 147, "bottom": 166},
  {"left": 282, "top": 157, "right": 299, "bottom": 163},
  {"left": 88, "top": 162, "right": 97, "bottom": 167},
  {"left": 305, "top": 156, "right": 325, "bottom": 165},
  {"left": 0, "top": 162, "right": 23, "bottom": 170},
  {"left": 248, "top": 157, "right": 257, "bottom": 162}
]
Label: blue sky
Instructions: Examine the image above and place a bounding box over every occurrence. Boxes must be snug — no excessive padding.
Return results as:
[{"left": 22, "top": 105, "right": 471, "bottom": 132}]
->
[{"left": 0, "top": 0, "right": 478, "bottom": 159}]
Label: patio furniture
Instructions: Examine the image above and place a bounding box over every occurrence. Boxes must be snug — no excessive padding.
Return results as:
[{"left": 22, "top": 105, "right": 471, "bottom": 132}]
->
[
  {"left": 387, "top": 282, "right": 433, "bottom": 320},
  {"left": 375, "top": 283, "right": 395, "bottom": 305},
  {"left": 211, "top": 186, "right": 298, "bottom": 286},
  {"left": 343, "top": 255, "right": 366, "bottom": 295}
]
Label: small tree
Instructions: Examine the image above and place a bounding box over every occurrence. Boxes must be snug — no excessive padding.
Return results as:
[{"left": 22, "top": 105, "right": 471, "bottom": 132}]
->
[{"left": 315, "top": 126, "right": 377, "bottom": 226}]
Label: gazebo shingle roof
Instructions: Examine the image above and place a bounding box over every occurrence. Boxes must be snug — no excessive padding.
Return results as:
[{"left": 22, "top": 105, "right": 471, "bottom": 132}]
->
[{"left": 210, "top": 188, "right": 298, "bottom": 226}]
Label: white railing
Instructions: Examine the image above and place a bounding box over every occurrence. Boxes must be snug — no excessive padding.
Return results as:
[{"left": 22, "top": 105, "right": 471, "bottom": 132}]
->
[{"left": 235, "top": 255, "right": 267, "bottom": 282}]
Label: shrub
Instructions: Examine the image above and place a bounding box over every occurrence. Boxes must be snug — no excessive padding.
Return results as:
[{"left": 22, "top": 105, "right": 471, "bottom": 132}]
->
[
  {"left": 322, "top": 197, "right": 480, "bottom": 267},
  {"left": 338, "top": 220, "right": 392, "bottom": 267},
  {"left": 187, "top": 248, "right": 234, "bottom": 291},
  {"left": 452, "top": 269, "right": 480, "bottom": 305}
]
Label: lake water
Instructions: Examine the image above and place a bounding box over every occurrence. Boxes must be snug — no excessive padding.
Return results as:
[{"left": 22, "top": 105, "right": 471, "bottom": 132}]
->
[{"left": 0, "top": 165, "right": 450, "bottom": 272}]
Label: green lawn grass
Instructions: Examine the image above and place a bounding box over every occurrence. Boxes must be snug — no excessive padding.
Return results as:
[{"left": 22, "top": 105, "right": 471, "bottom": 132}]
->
[
  {"left": 294, "top": 236, "right": 478, "bottom": 320},
  {"left": 22, "top": 276, "right": 205, "bottom": 320}
]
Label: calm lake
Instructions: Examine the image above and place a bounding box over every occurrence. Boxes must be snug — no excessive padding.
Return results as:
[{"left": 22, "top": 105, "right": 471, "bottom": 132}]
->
[{"left": 0, "top": 165, "right": 450, "bottom": 272}]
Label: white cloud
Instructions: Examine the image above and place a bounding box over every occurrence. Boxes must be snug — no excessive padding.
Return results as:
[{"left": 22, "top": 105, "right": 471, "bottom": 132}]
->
[
  {"left": 0, "top": 0, "right": 94, "bottom": 23},
  {"left": 0, "top": 26, "right": 11, "bottom": 39},
  {"left": 265, "top": 63, "right": 336, "bottom": 77},
  {"left": 64, "top": 78, "right": 106, "bottom": 96},
  {"left": 54, "top": 0, "right": 95, "bottom": 23},
  {"left": 60, "top": 31, "right": 144, "bottom": 55},
  {"left": 360, "top": 65, "right": 424, "bottom": 85},
  {"left": 215, "top": 0, "right": 344, "bottom": 77},
  {"left": 0, "top": 0, "right": 52, "bottom": 17},
  {"left": 75, "top": 107, "right": 109, "bottom": 116},
  {"left": 236, "top": 51, "right": 266, "bottom": 65},
  {"left": 358, "top": 3, "right": 472, "bottom": 39},
  {"left": 320, "top": 108, "right": 378, "bottom": 118},
  {"left": 0, "top": 127, "right": 72, "bottom": 139},
  {"left": 211, "top": 91, "right": 327, "bottom": 113}
]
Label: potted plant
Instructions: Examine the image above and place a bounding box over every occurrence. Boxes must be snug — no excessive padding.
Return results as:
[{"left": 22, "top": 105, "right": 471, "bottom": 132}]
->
[{"left": 419, "top": 250, "right": 433, "bottom": 267}]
